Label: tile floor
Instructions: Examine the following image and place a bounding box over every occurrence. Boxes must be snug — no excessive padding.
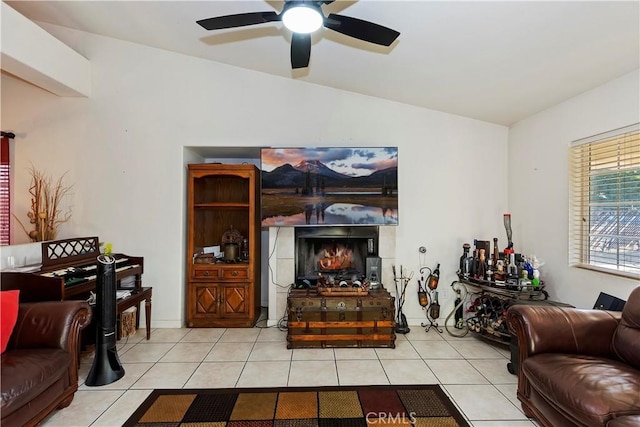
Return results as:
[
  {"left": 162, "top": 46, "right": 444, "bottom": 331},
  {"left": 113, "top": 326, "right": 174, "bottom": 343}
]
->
[{"left": 40, "top": 322, "right": 540, "bottom": 427}]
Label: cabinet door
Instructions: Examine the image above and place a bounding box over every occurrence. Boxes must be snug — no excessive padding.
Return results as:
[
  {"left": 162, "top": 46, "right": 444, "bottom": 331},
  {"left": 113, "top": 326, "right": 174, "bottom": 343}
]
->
[
  {"left": 222, "top": 284, "right": 250, "bottom": 317},
  {"left": 193, "top": 283, "right": 220, "bottom": 317}
]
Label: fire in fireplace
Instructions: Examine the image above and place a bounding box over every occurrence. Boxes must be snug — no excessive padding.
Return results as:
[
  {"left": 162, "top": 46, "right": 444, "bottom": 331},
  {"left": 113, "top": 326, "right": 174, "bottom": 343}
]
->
[{"left": 295, "top": 226, "right": 379, "bottom": 286}]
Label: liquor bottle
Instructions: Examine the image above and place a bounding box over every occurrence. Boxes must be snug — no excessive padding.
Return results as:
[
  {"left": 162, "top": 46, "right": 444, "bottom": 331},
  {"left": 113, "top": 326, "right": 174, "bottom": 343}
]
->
[
  {"left": 486, "top": 259, "right": 493, "bottom": 283},
  {"left": 241, "top": 238, "right": 249, "bottom": 261},
  {"left": 478, "top": 249, "right": 486, "bottom": 280},
  {"left": 463, "top": 253, "right": 474, "bottom": 279},
  {"left": 494, "top": 259, "right": 506, "bottom": 282},
  {"left": 508, "top": 253, "right": 518, "bottom": 279},
  {"left": 471, "top": 249, "right": 479, "bottom": 278},
  {"left": 459, "top": 243, "right": 471, "bottom": 276},
  {"left": 519, "top": 274, "right": 532, "bottom": 291},
  {"left": 492, "top": 238, "right": 499, "bottom": 267},
  {"left": 532, "top": 268, "right": 541, "bottom": 287},
  {"left": 427, "top": 263, "right": 440, "bottom": 290}
]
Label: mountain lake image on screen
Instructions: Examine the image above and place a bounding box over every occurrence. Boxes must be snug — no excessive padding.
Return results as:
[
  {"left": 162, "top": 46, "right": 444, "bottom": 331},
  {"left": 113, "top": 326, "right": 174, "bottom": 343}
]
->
[{"left": 260, "top": 147, "right": 398, "bottom": 226}]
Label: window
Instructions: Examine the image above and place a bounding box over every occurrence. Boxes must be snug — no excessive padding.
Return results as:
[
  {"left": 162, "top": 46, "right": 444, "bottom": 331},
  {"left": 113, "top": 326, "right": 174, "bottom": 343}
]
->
[
  {"left": 569, "top": 123, "right": 640, "bottom": 278},
  {"left": 0, "top": 135, "right": 10, "bottom": 246}
]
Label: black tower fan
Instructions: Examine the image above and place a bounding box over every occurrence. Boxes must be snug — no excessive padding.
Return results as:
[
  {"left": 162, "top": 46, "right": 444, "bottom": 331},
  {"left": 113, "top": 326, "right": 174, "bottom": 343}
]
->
[{"left": 85, "top": 255, "right": 125, "bottom": 386}]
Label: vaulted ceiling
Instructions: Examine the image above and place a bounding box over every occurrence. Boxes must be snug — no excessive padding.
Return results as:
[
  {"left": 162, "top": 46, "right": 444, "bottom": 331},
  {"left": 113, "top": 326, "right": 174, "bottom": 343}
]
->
[{"left": 6, "top": 0, "right": 640, "bottom": 126}]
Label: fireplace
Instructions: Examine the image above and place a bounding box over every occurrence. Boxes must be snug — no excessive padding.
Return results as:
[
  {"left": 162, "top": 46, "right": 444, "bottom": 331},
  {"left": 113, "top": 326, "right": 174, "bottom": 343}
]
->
[
  {"left": 267, "top": 226, "right": 395, "bottom": 326},
  {"left": 295, "top": 226, "right": 379, "bottom": 286}
]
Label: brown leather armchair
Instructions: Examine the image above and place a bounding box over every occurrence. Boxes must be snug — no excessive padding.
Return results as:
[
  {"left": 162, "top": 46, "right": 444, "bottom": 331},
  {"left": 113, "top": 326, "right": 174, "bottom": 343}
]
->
[
  {"left": 507, "top": 286, "right": 640, "bottom": 427},
  {"left": 1, "top": 300, "right": 91, "bottom": 427}
]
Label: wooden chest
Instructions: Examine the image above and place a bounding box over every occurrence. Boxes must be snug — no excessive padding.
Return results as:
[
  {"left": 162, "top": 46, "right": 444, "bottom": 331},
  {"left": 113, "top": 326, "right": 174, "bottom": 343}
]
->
[{"left": 287, "top": 288, "right": 396, "bottom": 349}]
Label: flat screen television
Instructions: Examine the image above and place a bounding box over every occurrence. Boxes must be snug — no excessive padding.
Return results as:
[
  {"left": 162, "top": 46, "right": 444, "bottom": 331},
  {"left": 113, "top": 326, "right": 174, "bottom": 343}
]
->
[{"left": 261, "top": 147, "right": 398, "bottom": 226}]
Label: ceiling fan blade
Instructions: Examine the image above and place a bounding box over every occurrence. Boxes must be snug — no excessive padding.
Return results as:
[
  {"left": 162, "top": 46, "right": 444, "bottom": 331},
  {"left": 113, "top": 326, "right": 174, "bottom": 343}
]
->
[
  {"left": 197, "top": 11, "right": 280, "bottom": 30},
  {"left": 325, "top": 13, "right": 400, "bottom": 46},
  {"left": 291, "top": 33, "right": 311, "bottom": 69}
]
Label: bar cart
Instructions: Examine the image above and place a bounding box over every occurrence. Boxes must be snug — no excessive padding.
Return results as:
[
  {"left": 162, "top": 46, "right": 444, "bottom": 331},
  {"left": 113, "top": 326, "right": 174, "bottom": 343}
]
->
[{"left": 456, "top": 275, "right": 549, "bottom": 345}]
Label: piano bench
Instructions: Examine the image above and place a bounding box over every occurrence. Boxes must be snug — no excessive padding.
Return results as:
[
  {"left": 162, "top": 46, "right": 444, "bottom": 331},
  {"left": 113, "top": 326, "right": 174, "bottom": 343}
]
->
[{"left": 117, "top": 286, "right": 152, "bottom": 340}]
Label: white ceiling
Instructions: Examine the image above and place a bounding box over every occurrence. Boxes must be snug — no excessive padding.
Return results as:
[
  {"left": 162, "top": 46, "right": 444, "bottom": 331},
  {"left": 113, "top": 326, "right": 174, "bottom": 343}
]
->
[{"left": 6, "top": 0, "right": 640, "bottom": 126}]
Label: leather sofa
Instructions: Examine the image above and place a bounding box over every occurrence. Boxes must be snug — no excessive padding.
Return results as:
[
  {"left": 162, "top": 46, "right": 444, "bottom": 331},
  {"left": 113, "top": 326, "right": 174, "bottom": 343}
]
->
[
  {"left": 507, "top": 286, "right": 640, "bottom": 427},
  {"left": 1, "top": 300, "right": 91, "bottom": 427}
]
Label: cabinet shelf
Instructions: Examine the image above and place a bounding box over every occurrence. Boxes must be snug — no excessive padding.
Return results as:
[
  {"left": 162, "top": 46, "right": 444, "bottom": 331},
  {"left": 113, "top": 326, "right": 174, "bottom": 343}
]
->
[{"left": 458, "top": 276, "right": 548, "bottom": 300}]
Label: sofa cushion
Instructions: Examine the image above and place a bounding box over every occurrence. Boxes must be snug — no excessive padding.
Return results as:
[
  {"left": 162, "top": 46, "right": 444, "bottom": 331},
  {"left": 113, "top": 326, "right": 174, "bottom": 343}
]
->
[
  {"left": 523, "top": 353, "right": 640, "bottom": 426},
  {"left": 0, "top": 348, "right": 72, "bottom": 416},
  {"left": 607, "top": 415, "right": 640, "bottom": 427},
  {"left": 612, "top": 287, "right": 640, "bottom": 370},
  {"left": 0, "top": 290, "right": 20, "bottom": 353}
]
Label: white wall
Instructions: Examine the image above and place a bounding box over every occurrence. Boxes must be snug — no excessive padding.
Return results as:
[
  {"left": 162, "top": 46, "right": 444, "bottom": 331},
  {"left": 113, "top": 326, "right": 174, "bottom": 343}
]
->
[
  {"left": 508, "top": 69, "right": 640, "bottom": 309},
  {"left": 1, "top": 25, "right": 508, "bottom": 328}
]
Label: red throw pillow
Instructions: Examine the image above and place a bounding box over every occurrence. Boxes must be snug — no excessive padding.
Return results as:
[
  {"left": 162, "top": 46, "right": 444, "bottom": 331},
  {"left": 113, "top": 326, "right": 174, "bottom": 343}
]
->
[{"left": 1, "top": 290, "right": 20, "bottom": 353}]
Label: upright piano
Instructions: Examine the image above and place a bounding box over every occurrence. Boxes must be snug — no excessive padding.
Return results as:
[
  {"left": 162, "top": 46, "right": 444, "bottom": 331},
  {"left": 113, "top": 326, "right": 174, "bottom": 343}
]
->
[{"left": 1, "top": 236, "right": 152, "bottom": 340}]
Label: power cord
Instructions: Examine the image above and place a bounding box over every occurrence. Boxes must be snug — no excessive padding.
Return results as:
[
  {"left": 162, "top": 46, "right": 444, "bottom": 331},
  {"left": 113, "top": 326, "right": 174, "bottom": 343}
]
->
[
  {"left": 277, "top": 310, "right": 289, "bottom": 331},
  {"left": 276, "top": 285, "right": 296, "bottom": 331},
  {"left": 267, "top": 227, "right": 292, "bottom": 290},
  {"left": 254, "top": 306, "right": 269, "bottom": 328},
  {"left": 445, "top": 280, "right": 471, "bottom": 338}
]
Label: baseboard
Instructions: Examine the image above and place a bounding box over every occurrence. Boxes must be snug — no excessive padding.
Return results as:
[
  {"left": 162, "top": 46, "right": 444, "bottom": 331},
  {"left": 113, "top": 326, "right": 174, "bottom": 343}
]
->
[{"left": 150, "top": 320, "right": 183, "bottom": 329}]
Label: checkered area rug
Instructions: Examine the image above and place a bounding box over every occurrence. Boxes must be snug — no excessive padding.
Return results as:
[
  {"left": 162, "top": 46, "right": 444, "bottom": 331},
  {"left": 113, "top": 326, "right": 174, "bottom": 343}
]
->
[{"left": 122, "top": 385, "right": 469, "bottom": 426}]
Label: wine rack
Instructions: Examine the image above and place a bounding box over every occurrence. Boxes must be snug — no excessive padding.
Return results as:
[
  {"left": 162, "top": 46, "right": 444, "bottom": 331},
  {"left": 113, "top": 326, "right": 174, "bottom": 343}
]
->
[{"left": 457, "top": 276, "right": 548, "bottom": 345}]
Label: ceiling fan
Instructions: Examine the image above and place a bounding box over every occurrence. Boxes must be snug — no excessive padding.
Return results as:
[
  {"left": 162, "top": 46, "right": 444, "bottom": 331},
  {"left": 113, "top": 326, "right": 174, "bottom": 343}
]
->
[{"left": 196, "top": 0, "right": 400, "bottom": 69}]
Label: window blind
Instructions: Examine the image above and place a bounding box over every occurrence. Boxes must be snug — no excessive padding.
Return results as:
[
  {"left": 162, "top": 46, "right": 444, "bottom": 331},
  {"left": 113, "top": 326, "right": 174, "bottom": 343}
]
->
[
  {"left": 569, "top": 123, "right": 640, "bottom": 278},
  {"left": 1, "top": 137, "right": 10, "bottom": 246}
]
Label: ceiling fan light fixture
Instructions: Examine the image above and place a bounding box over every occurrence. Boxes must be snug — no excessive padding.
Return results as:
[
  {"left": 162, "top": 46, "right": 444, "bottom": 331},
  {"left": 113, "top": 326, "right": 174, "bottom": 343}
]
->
[
  {"left": 282, "top": 5, "right": 323, "bottom": 34},
  {"left": 197, "top": 2, "right": 401, "bottom": 69}
]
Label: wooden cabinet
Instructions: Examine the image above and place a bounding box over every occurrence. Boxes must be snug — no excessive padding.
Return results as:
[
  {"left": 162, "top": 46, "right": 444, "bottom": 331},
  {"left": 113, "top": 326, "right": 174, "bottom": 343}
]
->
[{"left": 186, "top": 164, "right": 261, "bottom": 327}]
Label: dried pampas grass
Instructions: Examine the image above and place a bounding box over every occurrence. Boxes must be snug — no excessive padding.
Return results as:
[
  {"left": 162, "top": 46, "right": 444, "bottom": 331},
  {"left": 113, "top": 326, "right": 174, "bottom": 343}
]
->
[{"left": 13, "top": 165, "right": 73, "bottom": 242}]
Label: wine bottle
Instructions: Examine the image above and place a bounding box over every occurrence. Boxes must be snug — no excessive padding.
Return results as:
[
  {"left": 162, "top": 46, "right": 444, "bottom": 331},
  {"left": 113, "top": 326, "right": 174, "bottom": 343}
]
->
[
  {"left": 417, "top": 274, "right": 428, "bottom": 307},
  {"left": 471, "top": 249, "right": 478, "bottom": 278},
  {"left": 418, "top": 290, "right": 429, "bottom": 307},
  {"left": 454, "top": 288, "right": 464, "bottom": 329},
  {"left": 492, "top": 238, "right": 499, "bottom": 267},
  {"left": 429, "top": 291, "right": 440, "bottom": 319},
  {"left": 459, "top": 243, "right": 471, "bottom": 276},
  {"left": 427, "top": 263, "right": 440, "bottom": 290}
]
